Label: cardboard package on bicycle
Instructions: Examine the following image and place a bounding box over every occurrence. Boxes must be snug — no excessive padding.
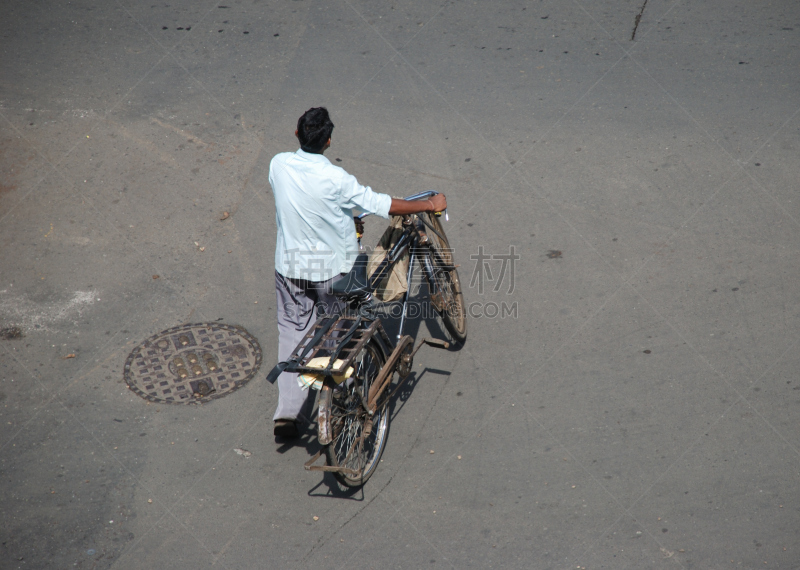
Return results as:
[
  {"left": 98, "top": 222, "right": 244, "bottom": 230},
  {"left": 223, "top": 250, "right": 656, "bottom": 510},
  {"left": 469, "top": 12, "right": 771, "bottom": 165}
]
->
[{"left": 367, "top": 215, "right": 409, "bottom": 303}]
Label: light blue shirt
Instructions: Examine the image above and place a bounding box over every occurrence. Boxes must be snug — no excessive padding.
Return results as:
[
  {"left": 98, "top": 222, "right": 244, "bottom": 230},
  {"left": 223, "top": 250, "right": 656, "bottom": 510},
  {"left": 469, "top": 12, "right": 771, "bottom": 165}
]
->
[{"left": 269, "top": 149, "right": 392, "bottom": 281}]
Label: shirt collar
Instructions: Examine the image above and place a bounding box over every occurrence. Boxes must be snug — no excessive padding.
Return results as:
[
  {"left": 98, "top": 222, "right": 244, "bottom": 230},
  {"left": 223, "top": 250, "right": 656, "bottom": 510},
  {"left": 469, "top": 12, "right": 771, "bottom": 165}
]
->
[{"left": 296, "top": 148, "right": 331, "bottom": 164}]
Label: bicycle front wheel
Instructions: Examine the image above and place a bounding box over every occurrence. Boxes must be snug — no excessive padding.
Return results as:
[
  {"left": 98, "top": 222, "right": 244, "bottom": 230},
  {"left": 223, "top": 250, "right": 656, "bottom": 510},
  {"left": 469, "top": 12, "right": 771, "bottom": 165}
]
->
[
  {"left": 324, "top": 339, "right": 389, "bottom": 487},
  {"left": 422, "top": 213, "right": 467, "bottom": 343}
]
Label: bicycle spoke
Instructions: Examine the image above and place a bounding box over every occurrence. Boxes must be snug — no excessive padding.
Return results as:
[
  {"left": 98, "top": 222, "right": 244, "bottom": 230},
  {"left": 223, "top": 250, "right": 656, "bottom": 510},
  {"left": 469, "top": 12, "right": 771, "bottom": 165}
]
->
[{"left": 324, "top": 339, "right": 389, "bottom": 486}]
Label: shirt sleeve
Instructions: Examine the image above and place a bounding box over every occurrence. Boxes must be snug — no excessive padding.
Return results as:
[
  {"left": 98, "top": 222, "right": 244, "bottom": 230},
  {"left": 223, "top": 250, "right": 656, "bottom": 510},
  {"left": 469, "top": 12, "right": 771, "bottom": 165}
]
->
[{"left": 338, "top": 169, "right": 392, "bottom": 219}]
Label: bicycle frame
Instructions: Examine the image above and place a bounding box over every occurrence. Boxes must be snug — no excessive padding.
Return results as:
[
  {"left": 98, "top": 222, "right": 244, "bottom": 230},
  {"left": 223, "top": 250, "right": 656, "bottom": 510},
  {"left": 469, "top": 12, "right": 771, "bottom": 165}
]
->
[
  {"left": 328, "top": 215, "right": 448, "bottom": 412},
  {"left": 363, "top": 220, "right": 437, "bottom": 340}
]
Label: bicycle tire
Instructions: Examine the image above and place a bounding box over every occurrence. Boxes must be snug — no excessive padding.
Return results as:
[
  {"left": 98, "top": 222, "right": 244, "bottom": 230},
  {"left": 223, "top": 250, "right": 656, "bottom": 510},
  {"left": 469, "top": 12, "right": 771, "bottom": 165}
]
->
[
  {"left": 324, "top": 339, "right": 389, "bottom": 487},
  {"left": 421, "top": 213, "right": 468, "bottom": 343}
]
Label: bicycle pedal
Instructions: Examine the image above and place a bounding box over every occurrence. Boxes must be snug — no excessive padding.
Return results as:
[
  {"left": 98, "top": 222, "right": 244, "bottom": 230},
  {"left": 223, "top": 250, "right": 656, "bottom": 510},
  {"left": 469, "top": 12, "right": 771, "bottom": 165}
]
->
[
  {"left": 409, "top": 337, "right": 450, "bottom": 360},
  {"left": 423, "top": 338, "right": 450, "bottom": 349}
]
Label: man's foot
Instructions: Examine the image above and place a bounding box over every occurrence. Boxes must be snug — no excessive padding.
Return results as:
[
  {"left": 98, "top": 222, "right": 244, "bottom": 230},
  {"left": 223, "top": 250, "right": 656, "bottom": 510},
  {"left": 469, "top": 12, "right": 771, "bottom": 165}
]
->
[{"left": 274, "top": 419, "right": 299, "bottom": 439}]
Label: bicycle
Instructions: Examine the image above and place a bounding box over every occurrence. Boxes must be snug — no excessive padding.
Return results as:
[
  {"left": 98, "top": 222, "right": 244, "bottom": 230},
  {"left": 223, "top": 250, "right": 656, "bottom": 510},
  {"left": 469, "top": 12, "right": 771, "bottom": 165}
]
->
[{"left": 266, "top": 191, "right": 467, "bottom": 487}]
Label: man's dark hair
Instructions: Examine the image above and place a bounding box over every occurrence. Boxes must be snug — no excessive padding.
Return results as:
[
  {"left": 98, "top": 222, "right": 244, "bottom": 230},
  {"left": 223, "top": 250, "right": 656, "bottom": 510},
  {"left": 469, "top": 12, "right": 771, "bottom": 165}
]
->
[{"left": 297, "top": 107, "right": 334, "bottom": 153}]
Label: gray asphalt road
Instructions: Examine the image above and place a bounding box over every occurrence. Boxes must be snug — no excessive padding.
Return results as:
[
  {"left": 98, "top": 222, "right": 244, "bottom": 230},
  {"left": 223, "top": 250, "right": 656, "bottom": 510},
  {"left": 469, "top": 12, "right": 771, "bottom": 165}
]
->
[{"left": 2, "top": 1, "right": 799, "bottom": 568}]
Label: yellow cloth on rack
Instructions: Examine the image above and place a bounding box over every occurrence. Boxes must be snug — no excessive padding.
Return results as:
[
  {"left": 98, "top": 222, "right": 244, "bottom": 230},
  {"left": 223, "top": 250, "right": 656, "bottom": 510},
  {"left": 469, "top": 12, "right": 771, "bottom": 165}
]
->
[{"left": 297, "top": 357, "right": 354, "bottom": 391}]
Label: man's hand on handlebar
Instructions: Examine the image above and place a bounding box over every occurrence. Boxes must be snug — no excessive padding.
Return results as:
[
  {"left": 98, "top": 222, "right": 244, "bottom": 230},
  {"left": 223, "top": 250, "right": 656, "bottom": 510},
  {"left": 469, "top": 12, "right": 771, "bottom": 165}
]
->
[
  {"left": 428, "top": 193, "right": 447, "bottom": 212},
  {"left": 388, "top": 193, "right": 447, "bottom": 216}
]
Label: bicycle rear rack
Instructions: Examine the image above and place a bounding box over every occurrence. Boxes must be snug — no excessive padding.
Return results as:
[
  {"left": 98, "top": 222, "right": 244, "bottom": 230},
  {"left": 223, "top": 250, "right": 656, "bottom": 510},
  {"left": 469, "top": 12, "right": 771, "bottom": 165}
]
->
[{"left": 287, "top": 314, "right": 388, "bottom": 375}]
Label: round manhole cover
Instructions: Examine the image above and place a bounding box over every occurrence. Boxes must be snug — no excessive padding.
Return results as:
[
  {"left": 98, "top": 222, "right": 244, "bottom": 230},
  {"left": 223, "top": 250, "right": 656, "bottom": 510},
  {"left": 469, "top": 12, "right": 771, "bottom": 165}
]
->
[{"left": 124, "top": 323, "right": 262, "bottom": 404}]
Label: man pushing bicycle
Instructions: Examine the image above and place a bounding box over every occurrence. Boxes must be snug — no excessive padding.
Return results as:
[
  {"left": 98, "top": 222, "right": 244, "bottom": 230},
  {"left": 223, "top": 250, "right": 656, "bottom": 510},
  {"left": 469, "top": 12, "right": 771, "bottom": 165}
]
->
[{"left": 268, "top": 107, "right": 446, "bottom": 439}]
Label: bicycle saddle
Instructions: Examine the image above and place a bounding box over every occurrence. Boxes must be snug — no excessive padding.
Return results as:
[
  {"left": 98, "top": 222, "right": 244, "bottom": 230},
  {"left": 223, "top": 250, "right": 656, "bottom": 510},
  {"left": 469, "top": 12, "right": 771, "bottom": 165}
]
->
[{"left": 331, "top": 253, "right": 371, "bottom": 298}]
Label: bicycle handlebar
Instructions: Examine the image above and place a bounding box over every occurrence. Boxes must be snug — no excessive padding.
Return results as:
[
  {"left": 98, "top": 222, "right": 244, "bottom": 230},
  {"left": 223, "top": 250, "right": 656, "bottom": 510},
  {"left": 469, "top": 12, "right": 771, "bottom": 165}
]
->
[{"left": 402, "top": 190, "right": 440, "bottom": 202}]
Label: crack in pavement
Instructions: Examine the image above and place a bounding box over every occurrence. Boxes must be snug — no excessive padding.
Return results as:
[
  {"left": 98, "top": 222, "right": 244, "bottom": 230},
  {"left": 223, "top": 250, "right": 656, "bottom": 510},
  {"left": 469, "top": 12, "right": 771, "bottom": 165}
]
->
[{"left": 631, "top": 0, "right": 648, "bottom": 41}]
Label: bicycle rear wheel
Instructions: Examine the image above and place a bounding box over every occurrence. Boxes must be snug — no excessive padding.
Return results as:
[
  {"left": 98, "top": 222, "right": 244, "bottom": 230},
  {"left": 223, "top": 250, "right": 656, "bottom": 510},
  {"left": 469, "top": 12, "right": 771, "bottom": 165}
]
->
[
  {"left": 422, "top": 213, "right": 467, "bottom": 343},
  {"left": 324, "top": 339, "right": 389, "bottom": 487}
]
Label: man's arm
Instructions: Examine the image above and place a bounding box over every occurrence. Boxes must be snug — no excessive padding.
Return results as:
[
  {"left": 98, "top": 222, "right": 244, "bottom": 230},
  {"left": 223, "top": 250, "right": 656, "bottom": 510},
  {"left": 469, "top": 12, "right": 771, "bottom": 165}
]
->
[
  {"left": 338, "top": 168, "right": 446, "bottom": 217},
  {"left": 388, "top": 193, "right": 447, "bottom": 216}
]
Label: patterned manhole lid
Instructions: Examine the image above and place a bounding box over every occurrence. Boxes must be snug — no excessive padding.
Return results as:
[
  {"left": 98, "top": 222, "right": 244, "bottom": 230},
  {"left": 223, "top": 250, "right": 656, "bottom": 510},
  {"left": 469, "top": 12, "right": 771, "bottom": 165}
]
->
[{"left": 124, "top": 323, "right": 262, "bottom": 404}]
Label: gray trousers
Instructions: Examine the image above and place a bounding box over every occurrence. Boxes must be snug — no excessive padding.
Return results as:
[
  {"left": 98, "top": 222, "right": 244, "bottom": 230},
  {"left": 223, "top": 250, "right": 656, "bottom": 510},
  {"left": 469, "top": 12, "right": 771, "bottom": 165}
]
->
[{"left": 273, "top": 270, "right": 344, "bottom": 422}]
